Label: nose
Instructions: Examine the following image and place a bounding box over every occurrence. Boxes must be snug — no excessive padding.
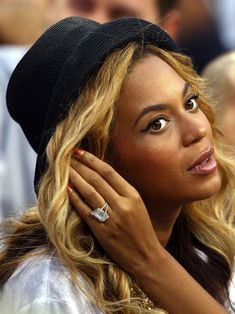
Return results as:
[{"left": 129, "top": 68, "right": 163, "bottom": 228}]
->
[
  {"left": 89, "top": 10, "right": 110, "bottom": 23},
  {"left": 181, "top": 115, "right": 207, "bottom": 147}
]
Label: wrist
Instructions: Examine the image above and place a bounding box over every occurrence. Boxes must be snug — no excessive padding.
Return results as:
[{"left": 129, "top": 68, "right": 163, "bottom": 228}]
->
[{"left": 132, "top": 244, "right": 167, "bottom": 282}]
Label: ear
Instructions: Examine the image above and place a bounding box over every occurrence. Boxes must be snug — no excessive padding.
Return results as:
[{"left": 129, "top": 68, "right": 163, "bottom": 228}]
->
[{"left": 160, "top": 9, "right": 181, "bottom": 41}]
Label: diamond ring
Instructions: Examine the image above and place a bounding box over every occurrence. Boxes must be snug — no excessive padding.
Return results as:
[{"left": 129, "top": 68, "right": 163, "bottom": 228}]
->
[{"left": 91, "top": 202, "right": 109, "bottom": 222}]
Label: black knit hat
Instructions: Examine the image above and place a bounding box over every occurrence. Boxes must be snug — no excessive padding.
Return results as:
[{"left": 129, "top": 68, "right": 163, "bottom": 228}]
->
[{"left": 6, "top": 16, "right": 178, "bottom": 191}]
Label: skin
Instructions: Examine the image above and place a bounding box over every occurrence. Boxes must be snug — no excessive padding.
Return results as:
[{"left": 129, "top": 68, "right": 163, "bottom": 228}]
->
[
  {"left": 68, "top": 56, "right": 227, "bottom": 313},
  {"left": 0, "top": 0, "right": 180, "bottom": 44},
  {"left": 46, "top": 0, "right": 180, "bottom": 40},
  {"left": 110, "top": 55, "right": 221, "bottom": 245},
  {"left": 48, "top": 0, "right": 159, "bottom": 24}
]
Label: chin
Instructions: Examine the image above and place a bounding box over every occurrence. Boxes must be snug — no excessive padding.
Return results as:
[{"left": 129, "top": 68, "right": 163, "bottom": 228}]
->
[{"left": 190, "top": 171, "right": 222, "bottom": 201}]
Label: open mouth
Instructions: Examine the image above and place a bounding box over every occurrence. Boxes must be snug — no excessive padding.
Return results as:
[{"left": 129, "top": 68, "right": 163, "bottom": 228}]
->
[{"left": 188, "top": 147, "right": 217, "bottom": 175}]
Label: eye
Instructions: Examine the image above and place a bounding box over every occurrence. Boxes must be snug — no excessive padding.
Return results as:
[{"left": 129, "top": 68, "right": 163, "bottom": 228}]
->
[
  {"left": 185, "top": 94, "right": 199, "bottom": 111},
  {"left": 69, "top": 0, "right": 93, "bottom": 11},
  {"left": 141, "top": 116, "right": 170, "bottom": 133},
  {"left": 110, "top": 7, "right": 135, "bottom": 19}
]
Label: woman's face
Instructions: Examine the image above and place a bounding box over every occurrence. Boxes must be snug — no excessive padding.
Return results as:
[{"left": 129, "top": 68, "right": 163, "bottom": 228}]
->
[{"left": 110, "top": 55, "right": 221, "bottom": 209}]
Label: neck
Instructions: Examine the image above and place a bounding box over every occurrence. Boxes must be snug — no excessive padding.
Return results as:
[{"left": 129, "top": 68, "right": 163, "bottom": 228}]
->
[{"left": 146, "top": 203, "right": 182, "bottom": 247}]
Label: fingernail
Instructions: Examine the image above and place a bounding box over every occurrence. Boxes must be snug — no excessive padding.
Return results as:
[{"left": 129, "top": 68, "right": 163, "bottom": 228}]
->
[
  {"left": 67, "top": 185, "right": 73, "bottom": 194},
  {"left": 74, "top": 148, "right": 84, "bottom": 157}
]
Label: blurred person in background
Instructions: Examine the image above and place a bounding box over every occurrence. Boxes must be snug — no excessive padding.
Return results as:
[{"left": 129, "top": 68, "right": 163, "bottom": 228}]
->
[
  {"left": 45, "top": 0, "right": 181, "bottom": 41},
  {"left": 178, "top": 0, "right": 226, "bottom": 73},
  {"left": 0, "top": 0, "right": 181, "bottom": 220},
  {"left": 203, "top": 51, "right": 235, "bottom": 148},
  {"left": 202, "top": 0, "right": 235, "bottom": 50},
  {"left": 0, "top": 0, "right": 181, "bottom": 46}
]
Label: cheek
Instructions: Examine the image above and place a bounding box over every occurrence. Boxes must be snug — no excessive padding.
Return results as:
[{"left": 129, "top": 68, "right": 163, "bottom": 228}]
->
[
  {"left": 111, "top": 142, "right": 186, "bottom": 204},
  {"left": 111, "top": 138, "right": 180, "bottom": 184},
  {"left": 204, "top": 115, "right": 213, "bottom": 136}
]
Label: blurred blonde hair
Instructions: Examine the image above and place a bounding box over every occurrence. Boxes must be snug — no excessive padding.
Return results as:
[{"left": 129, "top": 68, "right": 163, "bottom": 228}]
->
[
  {"left": 1, "top": 43, "right": 235, "bottom": 313},
  {"left": 202, "top": 50, "right": 235, "bottom": 114}
]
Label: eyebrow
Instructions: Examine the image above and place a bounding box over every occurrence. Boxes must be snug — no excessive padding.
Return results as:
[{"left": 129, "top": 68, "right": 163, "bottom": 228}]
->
[
  {"left": 133, "top": 82, "right": 191, "bottom": 127},
  {"left": 183, "top": 82, "right": 191, "bottom": 97}
]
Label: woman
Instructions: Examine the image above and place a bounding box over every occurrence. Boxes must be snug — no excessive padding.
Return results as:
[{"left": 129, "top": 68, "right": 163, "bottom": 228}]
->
[{"left": 0, "top": 17, "right": 234, "bottom": 313}]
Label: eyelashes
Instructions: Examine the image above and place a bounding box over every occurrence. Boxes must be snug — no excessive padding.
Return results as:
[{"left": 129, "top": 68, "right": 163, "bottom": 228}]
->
[
  {"left": 185, "top": 94, "right": 199, "bottom": 111},
  {"left": 141, "top": 94, "right": 200, "bottom": 134},
  {"left": 141, "top": 115, "right": 170, "bottom": 133}
]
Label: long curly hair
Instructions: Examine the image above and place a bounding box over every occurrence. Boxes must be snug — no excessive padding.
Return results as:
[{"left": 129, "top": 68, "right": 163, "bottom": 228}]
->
[{"left": 0, "top": 43, "right": 235, "bottom": 313}]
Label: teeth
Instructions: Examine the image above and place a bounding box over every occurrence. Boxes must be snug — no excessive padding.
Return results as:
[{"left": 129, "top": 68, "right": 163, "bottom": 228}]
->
[
  {"left": 201, "top": 159, "right": 208, "bottom": 167},
  {"left": 194, "top": 157, "right": 210, "bottom": 169}
]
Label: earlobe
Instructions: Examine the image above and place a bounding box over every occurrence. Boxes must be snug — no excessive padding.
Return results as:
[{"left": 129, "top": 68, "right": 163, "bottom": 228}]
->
[{"left": 160, "top": 9, "right": 181, "bottom": 41}]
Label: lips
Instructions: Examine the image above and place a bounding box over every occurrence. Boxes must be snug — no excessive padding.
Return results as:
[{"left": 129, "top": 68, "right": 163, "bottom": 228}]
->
[{"left": 188, "top": 147, "right": 217, "bottom": 175}]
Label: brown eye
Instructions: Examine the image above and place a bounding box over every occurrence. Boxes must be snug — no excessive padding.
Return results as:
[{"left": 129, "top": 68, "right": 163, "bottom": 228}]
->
[
  {"left": 142, "top": 116, "right": 170, "bottom": 133},
  {"left": 185, "top": 95, "right": 199, "bottom": 111},
  {"left": 151, "top": 118, "right": 168, "bottom": 131},
  {"left": 110, "top": 7, "right": 135, "bottom": 19},
  {"left": 69, "top": 0, "right": 93, "bottom": 11}
]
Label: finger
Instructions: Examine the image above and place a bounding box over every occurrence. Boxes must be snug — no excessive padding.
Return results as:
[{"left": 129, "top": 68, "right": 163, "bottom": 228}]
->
[
  {"left": 68, "top": 185, "right": 111, "bottom": 225},
  {"left": 71, "top": 159, "right": 120, "bottom": 207},
  {"left": 73, "top": 149, "right": 137, "bottom": 196},
  {"left": 69, "top": 167, "right": 109, "bottom": 212},
  {"left": 68, "top": 185, "right": 91, "bottom": 221}
]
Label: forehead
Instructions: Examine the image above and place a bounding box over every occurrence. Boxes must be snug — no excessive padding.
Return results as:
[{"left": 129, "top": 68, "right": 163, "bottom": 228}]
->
[
  {"left": 71, "top": 0, "right": 159, "bottom": 21},
  {"left": 106, "top": 0, "right": 156, "bottom": 9},
  {"left": 114, "top": 55, "right": 187, "bottom": 129},
  {"left": 118, "top": 55, "right": 185, "bottom": 110}
]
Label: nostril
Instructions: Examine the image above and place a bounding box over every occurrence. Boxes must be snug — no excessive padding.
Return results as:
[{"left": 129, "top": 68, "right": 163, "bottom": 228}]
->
[
  {"left": 182, "top": 127, "right": 207, "bottom": 147},
  {"left": 191, "top": 137, "right": 201, "bottom": 144}
]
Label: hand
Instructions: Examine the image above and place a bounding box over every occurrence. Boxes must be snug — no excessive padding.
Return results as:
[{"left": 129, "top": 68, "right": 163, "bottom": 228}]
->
[
  {"left": 68, "top": 149, "right": 162, "bottom": 274},
  {"left": 68, "top": 150, "right": 229, "bottom": 314}
]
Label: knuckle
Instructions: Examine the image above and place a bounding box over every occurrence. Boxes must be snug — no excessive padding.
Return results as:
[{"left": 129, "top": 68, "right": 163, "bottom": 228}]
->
[
  {"left": 70, "top": 198, "right": 83, "bottom": 213},
  {"left": 104, "top": 225, "right": 118, "bottom": 239},
  {"left": 70, "top": 197, "right": 78, "bottom": 209},
  {"left": 86, "top": 153, "right": 95, "bottom": 164},
  {"left": 69, "top": 167, "right": 76, "bottom": 180},
  {"left": 118, "top": 193, "right": 142, "bottom": 213},
  {"left": 131, "top": 191, "right": 142, "bottom": 203},
  {"left": 102, "top": 164, "right": 115, "bottom": 178},
  {"left": 70, "top": 159, "right": 78, "bottom": 170},
  {"left": 76, "top": 206, "right": 86, "bottom": 217},
  {"left": 119, "top": 199, "right": 131, "bottom": 212},
  {"left": 89, "top": 174, "right": 100, "bottom": 187},
  {"left": 74, "top": 206, "right": 89, "bottom": 221},
  {"left": 85, "top": 188, "right": 97, "bottom": 202}
]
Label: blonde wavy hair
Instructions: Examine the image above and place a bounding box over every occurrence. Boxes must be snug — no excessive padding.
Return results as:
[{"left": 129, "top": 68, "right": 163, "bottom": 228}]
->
[{"left": 1, "top": 42, "right": 235, "bottom": 313}]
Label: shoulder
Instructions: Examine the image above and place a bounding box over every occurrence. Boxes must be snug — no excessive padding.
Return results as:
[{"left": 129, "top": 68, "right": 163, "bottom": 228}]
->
[{"left": 0, "top": 251, "right": 102, "bottom": 314}]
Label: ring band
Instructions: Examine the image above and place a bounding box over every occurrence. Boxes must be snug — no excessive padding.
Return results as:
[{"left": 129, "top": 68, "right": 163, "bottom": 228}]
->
[{"left": 91, "top": 202, "right": 109, "bottom": 222}]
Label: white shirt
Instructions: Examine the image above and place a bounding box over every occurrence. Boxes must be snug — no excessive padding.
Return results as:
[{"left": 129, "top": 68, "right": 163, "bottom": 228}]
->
[
  {"left": 0, "top": 252, "right": 234, "bottom": 313},
  {"left": 0, "top": 253, "right": 103, "bottom": 314}
]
